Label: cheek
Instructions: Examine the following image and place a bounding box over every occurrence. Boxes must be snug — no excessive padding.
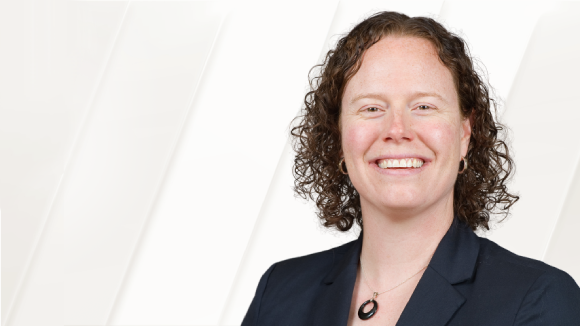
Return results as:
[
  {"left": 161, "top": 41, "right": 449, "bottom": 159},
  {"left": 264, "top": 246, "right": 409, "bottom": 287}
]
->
[
  {"left": 418, "top": 119, "right": 462, "bottom": 156},
  {"left": 341, "top": 121, "right": 380, "bottom": 158}
]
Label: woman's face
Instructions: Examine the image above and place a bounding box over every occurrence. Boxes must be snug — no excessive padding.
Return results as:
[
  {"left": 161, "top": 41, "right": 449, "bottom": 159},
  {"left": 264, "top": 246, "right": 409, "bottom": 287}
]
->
[{"left": 340, "top": 36, "right": 471, "bottom": 216}]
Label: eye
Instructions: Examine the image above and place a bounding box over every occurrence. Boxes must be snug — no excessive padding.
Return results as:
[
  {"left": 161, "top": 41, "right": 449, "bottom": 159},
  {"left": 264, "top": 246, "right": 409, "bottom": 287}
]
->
[
  {"left": 359, "top": 106, "right": 383, "bottom": 117},
  {"left": 417, "top": 104, "right": 431, "bottom": 110}
]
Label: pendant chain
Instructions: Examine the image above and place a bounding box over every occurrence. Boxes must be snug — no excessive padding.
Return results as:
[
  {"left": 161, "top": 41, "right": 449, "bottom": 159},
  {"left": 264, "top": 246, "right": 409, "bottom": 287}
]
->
[{"left": 359, "top": 257, "right": 430, "bottom": 298}]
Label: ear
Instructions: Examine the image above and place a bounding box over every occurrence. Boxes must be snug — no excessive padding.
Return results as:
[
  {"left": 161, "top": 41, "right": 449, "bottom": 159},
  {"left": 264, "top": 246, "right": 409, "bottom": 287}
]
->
[{"left": 460, "top": 111, "right": 473, "bottom": 157}]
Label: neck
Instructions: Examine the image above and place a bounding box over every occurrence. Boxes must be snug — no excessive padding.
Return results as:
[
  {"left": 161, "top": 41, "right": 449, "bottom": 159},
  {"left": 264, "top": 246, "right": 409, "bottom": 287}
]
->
[{"left": 359, "top": 196, "right": 454, "bottom": 289}]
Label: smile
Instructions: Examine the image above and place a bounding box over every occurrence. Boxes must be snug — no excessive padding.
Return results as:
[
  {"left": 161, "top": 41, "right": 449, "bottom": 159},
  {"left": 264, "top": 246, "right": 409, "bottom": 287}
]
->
[{"left": 377, "top": 158, "right": 424, "bottom": 169}]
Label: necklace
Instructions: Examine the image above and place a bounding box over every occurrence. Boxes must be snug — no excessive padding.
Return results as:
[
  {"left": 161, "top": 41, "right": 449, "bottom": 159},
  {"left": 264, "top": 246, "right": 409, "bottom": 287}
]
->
[{"left": 357, "top": 257, "right": 429, "bottom": 320}]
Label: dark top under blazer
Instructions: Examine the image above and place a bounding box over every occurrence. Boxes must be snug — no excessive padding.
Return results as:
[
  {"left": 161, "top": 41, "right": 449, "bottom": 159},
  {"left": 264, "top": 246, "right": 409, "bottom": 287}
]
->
[{"left": 242, "top": 220, "right": 580, "bottom": 325}]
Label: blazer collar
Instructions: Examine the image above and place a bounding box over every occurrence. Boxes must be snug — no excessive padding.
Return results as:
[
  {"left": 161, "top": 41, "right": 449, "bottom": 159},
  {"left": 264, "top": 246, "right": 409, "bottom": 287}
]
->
[
  {"left": 317, "top": 218, "right": 480, "bottom": 326},
  {"left": 322, "top": 233, "right": 362, "bottom": 285},
  {"left": 428, "top": 218, "right": 481, "bottom": 284},
  {"left": 396, "top": 219, "right": 480, "bottom": 325},
  {"left": 308, "top": 232, "right": 361, "bottom": 325}
]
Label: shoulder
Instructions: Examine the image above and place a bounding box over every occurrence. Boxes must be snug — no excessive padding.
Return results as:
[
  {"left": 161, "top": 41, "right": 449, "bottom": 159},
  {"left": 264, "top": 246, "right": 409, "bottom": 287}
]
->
[
  {"left": 241, "top": 239, "right": 358, "bottom": 325},
  {"left": 476, "top": 238, "right": 580, "bottom": 324},
  {"left": 477, "top": 237, "right": 577, "bottom": 286},
  {"left": 264, "top": 239, "right": 356, "bottom": 295},
  {"left": 477, "top": 237, "right": 561, "bottom": 276},
  {"left": 272, "top": 239, "right": 355, "bottom": 276}
]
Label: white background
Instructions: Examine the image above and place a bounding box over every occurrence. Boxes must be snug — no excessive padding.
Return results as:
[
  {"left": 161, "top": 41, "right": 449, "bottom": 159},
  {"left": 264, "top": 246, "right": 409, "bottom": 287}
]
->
[{"left": 1, "top": 1, "right": 580, "bottom": 325}]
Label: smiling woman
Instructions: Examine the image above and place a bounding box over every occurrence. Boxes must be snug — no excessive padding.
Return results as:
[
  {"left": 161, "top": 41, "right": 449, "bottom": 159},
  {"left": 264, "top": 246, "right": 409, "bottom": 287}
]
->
[
  {"left": 293, "top": 14, "right": 517, "bottom": 234},
  {"left": 242, "top": 11, "right": 580, "bottom": 326},
  {"left": 340, "top": 36, "right": 471, "bottom": 224}
]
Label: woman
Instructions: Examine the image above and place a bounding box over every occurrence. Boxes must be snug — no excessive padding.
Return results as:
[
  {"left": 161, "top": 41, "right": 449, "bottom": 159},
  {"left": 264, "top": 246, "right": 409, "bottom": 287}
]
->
[{"left": 242, "top": 11, "right": 580, "bottom": 325}]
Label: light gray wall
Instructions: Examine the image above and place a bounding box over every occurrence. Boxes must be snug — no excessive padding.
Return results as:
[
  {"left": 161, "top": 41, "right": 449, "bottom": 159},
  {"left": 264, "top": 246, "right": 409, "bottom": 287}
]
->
[{"left": 1, "top": 1, "right": 579, "bottom": 325}]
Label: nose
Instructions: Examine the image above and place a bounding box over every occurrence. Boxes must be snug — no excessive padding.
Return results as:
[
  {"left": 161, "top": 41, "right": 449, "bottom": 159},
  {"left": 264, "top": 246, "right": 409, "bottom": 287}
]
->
[{"left": 382, "top": 107, "right": 413, "bottom": 142}]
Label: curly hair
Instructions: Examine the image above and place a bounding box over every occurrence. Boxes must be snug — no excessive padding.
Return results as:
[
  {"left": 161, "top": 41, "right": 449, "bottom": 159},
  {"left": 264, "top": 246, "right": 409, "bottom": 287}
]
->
[{"left": 291, "top": 11, "right": 519, "bottom": 231}]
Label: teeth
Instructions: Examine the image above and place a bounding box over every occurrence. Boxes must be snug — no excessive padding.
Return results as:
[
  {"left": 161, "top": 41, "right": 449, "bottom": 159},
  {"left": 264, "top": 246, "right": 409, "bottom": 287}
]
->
[{"left": 377, "top": 158, "right": 425, "bottom": 169}]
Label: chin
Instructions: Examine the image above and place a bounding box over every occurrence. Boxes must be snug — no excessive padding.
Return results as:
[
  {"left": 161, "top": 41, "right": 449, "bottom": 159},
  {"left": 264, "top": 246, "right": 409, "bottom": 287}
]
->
[
  {"left": 381, "top": 200, "right": 424, "bottom": 212},
  {"left": 374, "top": 191, "right": 425, "bottom": 212}
]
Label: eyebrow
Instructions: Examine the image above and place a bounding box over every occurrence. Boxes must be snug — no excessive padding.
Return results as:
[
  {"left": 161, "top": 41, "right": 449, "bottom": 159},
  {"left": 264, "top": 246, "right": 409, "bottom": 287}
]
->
[
  {"left": 348, "top": 93, "right": 386, "bottom": 106},
  {"left": 411, "top": 91, "right": 448, "bottom": 104},
  {"left": 348, "top": 91, "right": 448, "bottom": 106}
]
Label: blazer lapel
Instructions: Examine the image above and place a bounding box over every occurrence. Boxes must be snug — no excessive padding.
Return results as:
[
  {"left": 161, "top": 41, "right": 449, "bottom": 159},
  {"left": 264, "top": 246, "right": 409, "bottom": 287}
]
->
[
  {"left": 308, "top": 220, "right": 480, "bottom": 326},
  {"left": 395, "top": 267, "right": 465, "bottom": 325},
  {"left": 396, "top": 220, "right": 480, "bottom": 326},
  {"left": 310, "top": 234, "right": 362, "bottom": 326}
]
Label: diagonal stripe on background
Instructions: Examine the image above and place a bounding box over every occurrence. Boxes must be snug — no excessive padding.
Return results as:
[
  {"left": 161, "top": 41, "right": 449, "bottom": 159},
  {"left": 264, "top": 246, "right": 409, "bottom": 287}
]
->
[
  {"left": 488, "top": 2, "right": 580, "bottom": 262},
  {"left": 59, "top": 3, "right": 224, "bottom": 325},
  {"left": 108, "top": 2, "right": 343, "bottom": 324},
  {"left": 541, "top": 2, "right": 580, "bottom": 284},
  {"left": 1, "top": 2, "right": 130, "bottom": 325},
  {"left": 217, "top": 1, "right": 341, "bottom": 323},
  {"left": 544, "top": 150, "right": 580, "bottom": 284},
  {"left": 104, "top": 6, "right": 226, "bottom": 326}
]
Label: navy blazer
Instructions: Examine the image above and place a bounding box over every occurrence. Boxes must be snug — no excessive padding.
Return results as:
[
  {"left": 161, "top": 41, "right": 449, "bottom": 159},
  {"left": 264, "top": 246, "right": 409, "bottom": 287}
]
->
[{"left": 242, "top": 220, "right": 580, "bottom": 325}]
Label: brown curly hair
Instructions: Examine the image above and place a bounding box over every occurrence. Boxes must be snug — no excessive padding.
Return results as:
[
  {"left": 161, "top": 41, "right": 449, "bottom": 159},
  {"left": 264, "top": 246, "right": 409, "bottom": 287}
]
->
[{"left": 291, "top": 11, "right": 519, "bottom": 231}]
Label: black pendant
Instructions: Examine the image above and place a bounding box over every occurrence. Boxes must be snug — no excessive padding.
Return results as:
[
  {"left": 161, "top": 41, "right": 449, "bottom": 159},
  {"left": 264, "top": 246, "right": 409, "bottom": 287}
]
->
[{"left": 358, "top": 298, "right": 378, "bottom": 320}]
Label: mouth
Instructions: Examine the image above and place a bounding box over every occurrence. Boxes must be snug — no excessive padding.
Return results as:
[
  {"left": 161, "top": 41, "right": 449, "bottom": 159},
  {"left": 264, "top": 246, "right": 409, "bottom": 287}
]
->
[{"left": 375, "top": 158, "right": 425, "bottom": 169}]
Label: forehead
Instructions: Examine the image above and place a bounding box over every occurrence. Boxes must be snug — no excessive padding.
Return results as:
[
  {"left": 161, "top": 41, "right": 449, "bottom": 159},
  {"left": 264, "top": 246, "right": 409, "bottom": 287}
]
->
[{"left": 343, "top": 36, "right": 457, "bottom": 105}]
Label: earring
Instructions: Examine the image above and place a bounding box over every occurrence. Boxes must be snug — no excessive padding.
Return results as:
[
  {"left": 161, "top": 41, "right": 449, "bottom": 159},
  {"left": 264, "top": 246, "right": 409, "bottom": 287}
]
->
[
  {"left": 339, "top": 158, "right": 348, "bottom": 175},
  {"left": 459, "top": 156, "right": 468, "bottom": 174}
]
